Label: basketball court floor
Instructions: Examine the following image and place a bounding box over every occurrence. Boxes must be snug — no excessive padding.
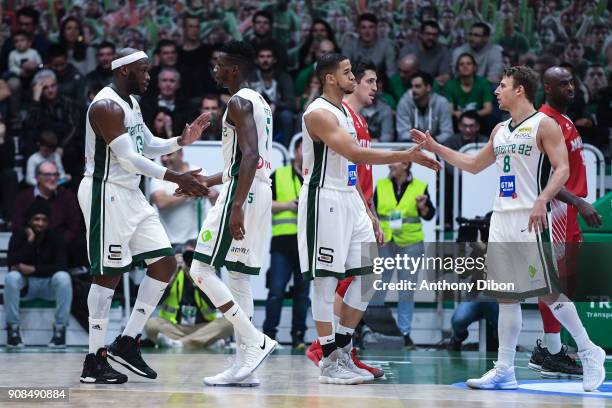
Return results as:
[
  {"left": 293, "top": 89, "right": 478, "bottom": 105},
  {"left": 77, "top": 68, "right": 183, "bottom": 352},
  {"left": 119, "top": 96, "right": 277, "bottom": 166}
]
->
[{"left": 1, "top": 348, "right": 610, "bottom": 407}]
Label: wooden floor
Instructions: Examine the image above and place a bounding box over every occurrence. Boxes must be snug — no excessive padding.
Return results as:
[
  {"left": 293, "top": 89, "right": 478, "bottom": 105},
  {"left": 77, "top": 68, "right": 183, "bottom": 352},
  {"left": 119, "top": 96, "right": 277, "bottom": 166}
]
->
[{"left": 0, "top": 348, "right": 610, "bottom": 407}]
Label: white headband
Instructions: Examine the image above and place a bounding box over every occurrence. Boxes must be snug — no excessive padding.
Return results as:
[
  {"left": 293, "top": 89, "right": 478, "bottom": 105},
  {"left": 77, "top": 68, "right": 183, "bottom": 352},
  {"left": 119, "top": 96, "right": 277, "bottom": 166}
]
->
[{"left": 111, "top": 51, "right": 148, "bottom": 70}]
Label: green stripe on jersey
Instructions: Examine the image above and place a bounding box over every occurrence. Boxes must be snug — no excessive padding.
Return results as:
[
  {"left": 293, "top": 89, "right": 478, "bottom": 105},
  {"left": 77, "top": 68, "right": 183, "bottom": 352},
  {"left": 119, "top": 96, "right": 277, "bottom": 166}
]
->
[
  {"left": 211, "top": 178, "right": 238, "bottom": 267},
  {"left": 89, "top": 136, "right": 109, "bottom": 274}
]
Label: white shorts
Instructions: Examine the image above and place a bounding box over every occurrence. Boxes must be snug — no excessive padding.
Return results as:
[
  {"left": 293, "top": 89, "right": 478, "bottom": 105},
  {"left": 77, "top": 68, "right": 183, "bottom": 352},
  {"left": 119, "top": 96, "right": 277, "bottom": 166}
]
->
[
  {"left": 78, "top": 177, "right": 172, "bottom": 276},
  {"left": 485, "top": 209, "right": 559, "bottom": 300},
  {"left": 298, "top": 185, "right": 376, "bottom": 280},
  {"left": 194, "top": 177, "right": 271, "bottom": 275}
]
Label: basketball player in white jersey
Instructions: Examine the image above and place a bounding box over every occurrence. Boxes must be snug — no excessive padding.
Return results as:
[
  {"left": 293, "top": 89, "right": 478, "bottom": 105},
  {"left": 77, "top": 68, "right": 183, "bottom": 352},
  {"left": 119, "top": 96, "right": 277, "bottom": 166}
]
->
[
  {"left": 411, "top": 66, "right": 606, "bottom": 391},
  {"left": 180, "top": 41, "right": 277, "bottom": 387},
  {"left": 300, "top": 53, "right": 441, "bottom": 384},
  {"left": 78, "top": 48, "right": 211, "bottom": 383}
]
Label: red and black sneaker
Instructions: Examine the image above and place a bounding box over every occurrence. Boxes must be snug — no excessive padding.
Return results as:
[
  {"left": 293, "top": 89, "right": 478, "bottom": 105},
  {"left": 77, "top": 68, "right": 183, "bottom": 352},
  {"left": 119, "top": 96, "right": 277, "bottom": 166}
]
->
[
  {"left": 306, "top": 339, "right": 323, "bottom": 366},
  {"left": 351, "top": 347, "right": 384, "bottom": 379}
]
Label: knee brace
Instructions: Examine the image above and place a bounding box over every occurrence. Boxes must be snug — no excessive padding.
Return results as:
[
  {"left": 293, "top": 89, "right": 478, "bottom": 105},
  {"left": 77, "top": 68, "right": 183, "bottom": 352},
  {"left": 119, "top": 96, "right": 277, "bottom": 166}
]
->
[
  {"left": 189, "top": 261, "right": 233, "bottom": 307},
  {"left": 343, "top": 276, "right": 371, "bottom": 312},
  {"left": 311, "top": 277, "right": 337, "bottom": 322},
  {"left": 228, "top": 271, "right": 253, "bottom": 317}
]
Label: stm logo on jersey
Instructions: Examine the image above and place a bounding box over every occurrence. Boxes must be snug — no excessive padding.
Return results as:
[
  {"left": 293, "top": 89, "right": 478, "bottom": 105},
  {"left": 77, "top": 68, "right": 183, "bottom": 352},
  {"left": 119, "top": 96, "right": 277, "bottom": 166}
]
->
[
  {"left": 317, "top": 247, "right": 334, "bottom": 264},
  {"left": 107, "top": 245, "right": 122, "bottom": 261},
  {"left": 257, "top": 156, "right": 272, "bottom": 170}
]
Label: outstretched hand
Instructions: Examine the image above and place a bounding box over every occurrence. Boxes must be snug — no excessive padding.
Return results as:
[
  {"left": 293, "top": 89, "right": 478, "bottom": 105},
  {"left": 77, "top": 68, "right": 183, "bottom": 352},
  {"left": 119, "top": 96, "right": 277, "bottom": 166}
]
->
[
  {"left": 409, "top": 129, "right": 437, "bottom": 152},
  {"left": 179, "top": 111, "right": 212, "bottom": 146},
  {"left": 402, "top": 143, "right": 442, "bottom": 171}
]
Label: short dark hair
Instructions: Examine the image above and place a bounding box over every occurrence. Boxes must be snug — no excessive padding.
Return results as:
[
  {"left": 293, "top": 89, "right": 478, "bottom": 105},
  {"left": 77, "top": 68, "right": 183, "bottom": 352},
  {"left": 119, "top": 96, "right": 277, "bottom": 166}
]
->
[
  {"left": 256, "top": 43, "right": 276, "bottom": 58},
  {"left": 98, "top": 41, "right": 115, "bottom": 52},
  {"left": 358, "top": 13, "right": 378, "bottom": 25},
  {"left": 459, "top": 110, "right": 481, "bottom": 124},
  {"left": 13, "top": 30, "right": 32, "bottom": 40},
  {"left": 38, "top": 129, "right": 58, "bottom": 147},
  {"left": 183, "top": 13, "right": 200, "bottom": 23},
  {"left": 471, "top": 22, "right": 491, "bottom": 37},
  {"left": 202, "top": 93, "right": 221, "bottom": 104},
  {"left": 410, "top": 71, "right": 433, "bottom": 87},
  {"left": 156, "top": 39, "right": 177, "bottom": 53},
  {"left": 253, "top": 10, "right": 273, "bottom": 24},
  {"left": 315, "top": 53, "right": 349, "bottom": 84},
  {"left": 420, "top": 20, "right": 440, "bottom": 33},
  {"left": 47, "top": 43, "right": 68, "bottom": 60},
  {"left": 455, "top": 52, "right": 477, "bottom": 71},
  {"left": 17, "top": 6, "right": 39, "bottom": 24},
  {"left": 503, "top": 66, "right": 538, "bottom": 103},
  {"left": 221, "top": 40, "right": 256, "bottom": 74},
  {"left": 352, "top": 60, "right": 377, "bottom": 83}
]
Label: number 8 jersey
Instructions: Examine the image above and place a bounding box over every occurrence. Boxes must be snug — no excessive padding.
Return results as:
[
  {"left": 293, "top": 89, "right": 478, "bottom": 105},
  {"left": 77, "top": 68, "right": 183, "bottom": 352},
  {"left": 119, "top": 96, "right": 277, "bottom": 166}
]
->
[{"left": 492, "top": 111, "right": 551, "bottom": 212}]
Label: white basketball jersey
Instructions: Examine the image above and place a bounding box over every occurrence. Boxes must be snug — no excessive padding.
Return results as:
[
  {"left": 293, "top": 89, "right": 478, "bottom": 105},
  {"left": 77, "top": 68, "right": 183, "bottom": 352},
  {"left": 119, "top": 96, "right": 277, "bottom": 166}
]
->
[
  {"left": 493, "top": 111, "right": 550, "bottom": 212},
  {"left": 302, "top": 97, "right": 358, "bottom": 191},
  {"left": 221, "top": 88, "right": 273, "bottom": 183},
  {"left": 84, "top": 86, "right": 146, "bottom": 190}
]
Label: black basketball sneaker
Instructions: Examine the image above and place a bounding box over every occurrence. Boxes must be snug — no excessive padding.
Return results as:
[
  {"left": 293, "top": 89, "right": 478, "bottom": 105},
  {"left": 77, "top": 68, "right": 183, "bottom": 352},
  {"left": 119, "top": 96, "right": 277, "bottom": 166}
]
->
[
  {"left": 540, "top": 346, "right": 583, "bottom": 379},
  {"left": 80, "top": 348, "right": 128, "bottom": 384},
  {"left": 107, "top": 334, "right": 157, "bottom": 379},
  {"left": 528, "top": 339, "right": 551, "bottom": 371}
]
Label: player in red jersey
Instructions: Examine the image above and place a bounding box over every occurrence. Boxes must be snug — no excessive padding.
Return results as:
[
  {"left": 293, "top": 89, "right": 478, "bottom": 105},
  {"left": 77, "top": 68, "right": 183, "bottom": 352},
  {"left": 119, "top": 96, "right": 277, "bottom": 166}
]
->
[
  {"left": 528, "top": 66, "right": 602, "bottom": 378},
  {"left": 306, "top": 61, "right": 385, "bottom": 379}
]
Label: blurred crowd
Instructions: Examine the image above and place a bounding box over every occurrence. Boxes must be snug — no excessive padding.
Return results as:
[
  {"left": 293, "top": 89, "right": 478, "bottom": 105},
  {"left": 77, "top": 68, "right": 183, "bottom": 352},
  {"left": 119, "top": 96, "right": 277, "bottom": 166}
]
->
[{"left": 0, "top": 0, "right": 610, "bottom": 348}]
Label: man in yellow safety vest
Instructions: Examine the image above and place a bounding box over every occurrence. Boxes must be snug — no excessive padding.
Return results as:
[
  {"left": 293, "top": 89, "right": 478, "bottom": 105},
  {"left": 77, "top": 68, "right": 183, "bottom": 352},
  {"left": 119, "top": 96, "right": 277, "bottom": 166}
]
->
[
  {"left": 372, "top": 160, "right": 435, "bottom": 350},
  {"left": 262, "top": 135, "right": 310, "bottom": 348}
]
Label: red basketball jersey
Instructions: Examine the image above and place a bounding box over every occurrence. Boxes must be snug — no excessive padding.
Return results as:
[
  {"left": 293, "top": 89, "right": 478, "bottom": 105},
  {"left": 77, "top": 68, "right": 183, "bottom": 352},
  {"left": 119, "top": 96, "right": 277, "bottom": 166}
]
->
[{"left": 343, "top": 101, "right": 373, "bottom": 207}]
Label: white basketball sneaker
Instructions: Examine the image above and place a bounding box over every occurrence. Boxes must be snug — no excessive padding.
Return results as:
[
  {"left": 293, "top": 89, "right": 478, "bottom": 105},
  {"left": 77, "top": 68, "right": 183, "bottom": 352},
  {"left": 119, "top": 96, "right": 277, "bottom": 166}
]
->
[
  {"left": 319, "top": 349, "right": 364, "bottom": 385},
  {"left": 203, "top": 342, "right": 260, "bottom": 387},
  {"left": 338, "top": 347, "right": 374, "bottom": 381},
  {"left": 466, "top": 362, "right": 518, "bottom": 390},
  {"left": 233, "top": 333, "right": 277, "bottom": 382},
  {"left": 578, "top": 345, "right": 606, "bottom": 392}
]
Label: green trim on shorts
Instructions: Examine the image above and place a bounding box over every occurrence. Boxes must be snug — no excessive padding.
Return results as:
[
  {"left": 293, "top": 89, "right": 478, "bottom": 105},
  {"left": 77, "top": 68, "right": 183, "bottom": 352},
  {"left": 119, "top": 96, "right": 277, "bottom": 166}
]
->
[
  {"left": 193, "top": 252, "right": 260, "bottom": 275},
  {"left": 89, "top": 136, "right": 110, "bottom": 275},
  {"left": 301, "top": 269, "right": 345, "bottom": 281},
  {"left": 210, "top": 178, "right": 238, "bottom": 268},
  {"left": 132, "top": 247, "right": 174, "bottom": 263},
  {"left": 100, "top": 264, "right": 134, "bottom": 276},
  {"left": 346, "top": 265, "right": 374, "bottom": 277}
]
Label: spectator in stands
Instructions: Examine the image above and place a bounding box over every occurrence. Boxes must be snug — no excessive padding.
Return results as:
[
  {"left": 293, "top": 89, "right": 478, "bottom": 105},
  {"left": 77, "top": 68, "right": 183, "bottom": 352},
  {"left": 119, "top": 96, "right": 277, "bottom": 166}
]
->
[
  {"left": 495, "top": 6, "right": 529, "bottom": 64},
  {"left": 263, "top": 135, "right": 309, "bottom": 349},
  {"left": 0, "top": 7, "right": 50, "bottom": 74},
  {"left": 448, "top": 299, "right": 499, "bottom": 351},
  {"left": 145, "top": 242, "right": 232, "bottom": 349},
  {"left": 249, "top": 44, "right": 295, "bottom": 146},
  {"left": 595, "top": 71, "right": 612, "bottom": 131},
  {"left": 0, "top": 80, "right": 9, "bottom": 121},
  {"left": 150, "top": 149, "right": 217, "bottom": 249},
  {"left": 396, "top": 72, "right": 453, "bottom": 144},
  {"left": 5, "top": 199, "right": 72, "bottom": 348},
  {"left": 0, "top": 118, "right": 17, "bottom": 230},
  {"left": 371, "top": 160, "right": 435, "bottom": 350},
  {"left": 58, "top": 16, "right": 96, "bottom": 75},
  {"left": 178, "top": 14, "right": 215, "bottom": 99},
  {"left": 149, "top": 107, "right": 175, "bottom": 139},
  {"left": 399, "top": 21, "right": 452, "bottom": 87},
  {"left": 604, "top": 36, "right": 612, "bottom": 78},
  {"left": 444, "top": 111, "right": 488, "bottom": 152},
  {"left": 297, "top": 18, "right": 340, "bottom": 71},
  {"left": 84, "top": 41, "right": 115, "bottom": 92},
  {"left": 13, "top": 161, "right": 81, "bottom": 252},
  {"left": 295, "top": 39, "right": 336, "bottom": 98},
  {"left": 24, "top": 70, "right": 83, "bottom": 175},
  {"left": 297, "top": 73, "right": 321, "bottom": 112},
  {"left": 388, "top": 54, "right": 419, "bottom": 102},
  {"left": 584, "top": 65, "right": 608, "bottom": 101},
  {"left": 6, "top": 30, "right": 42, "bottom": 129},
  {"left": 145, "top": 39, "right": 181, "bottom": 100},
  {"left": 46, "top": 44, "right": 84, "bottom": 104},
  {"left": 452, "top": 22, "right": 503, "bottom": 84},
  {"left": 248, "top": 10, "right": 288, "bottom": 68},
  {"left": 562, "top": 38, "right": 589, "bottom": 79},
  {"left": 25, "top": 130, "right": 70, "bottom": 187},
  {"left": 444, "top": 53, "right": 493, "bottom": 122},
  {"left": 342, "top": 13, "right": 397, "bottom": 78},
  {"left": 361, "top": 94, "right": 395, "bottom": 142},
  {"left": 439, "top": 8, "right": 460, "bottom": 48},
  {"left": 141, "top": 67, "right": 191, "bottom": 135},
  {"left": 584, "top": 23, "right": 609, "bottom": 64},
  {"left": 199, "top": 94, "right": 222, "bottom": 140},
  {"left": 534, "top": 54, "right": 561, "bottom": 107}
]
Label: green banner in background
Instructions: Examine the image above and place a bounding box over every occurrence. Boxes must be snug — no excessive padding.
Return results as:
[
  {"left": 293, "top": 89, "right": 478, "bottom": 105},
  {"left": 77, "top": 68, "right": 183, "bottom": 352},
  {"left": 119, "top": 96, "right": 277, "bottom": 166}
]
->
[{"left": 562, "top": 301, "right": 612, "bottom": 352}]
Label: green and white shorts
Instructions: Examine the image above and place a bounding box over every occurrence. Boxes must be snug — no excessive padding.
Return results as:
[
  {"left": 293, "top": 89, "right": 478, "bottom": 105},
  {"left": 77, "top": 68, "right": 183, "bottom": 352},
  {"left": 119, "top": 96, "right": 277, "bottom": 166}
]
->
[
  {"left": 193, "top": 177, "right": 272, "bottom": 275},
  {"left": 78, "top": 176, "right": 173, "bottom": 276}
]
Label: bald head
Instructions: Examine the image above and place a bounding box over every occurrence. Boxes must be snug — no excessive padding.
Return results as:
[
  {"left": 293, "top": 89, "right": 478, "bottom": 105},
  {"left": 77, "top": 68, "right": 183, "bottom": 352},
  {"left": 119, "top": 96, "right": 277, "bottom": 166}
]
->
[
  {"left": 399, "top": 54, "right": 418, "bottom": 83},
  {"left": 542, "top": 66, "right": 574, "bottom": 110},
  {"left": 316, "top": 39, "right": 336, "bottom": 59}
]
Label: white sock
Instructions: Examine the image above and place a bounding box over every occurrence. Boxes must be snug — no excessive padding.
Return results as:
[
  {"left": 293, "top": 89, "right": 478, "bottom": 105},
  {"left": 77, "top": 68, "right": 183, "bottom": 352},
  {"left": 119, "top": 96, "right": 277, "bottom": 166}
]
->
[
  {"left": 228, "top": 271, "right": 253, "bottom": 318},
  {"left": 87, "top": 284, "right": 114, "bottom": 354},
  {"left": 122, "top": 275, "right": 168, "bottom": 338},
  {"left": 223, "top": 303, "right": 261, "bottom": 344},
  {"left": 548, "top": 301, "right": 595, "bottom": 352},
  {"left": 336, "top": 323, "right": 355, "bottom": 336},
  {"left": 333, "top": 315, "right": 341, "bottom": 331},
  {"left": 319, "top": 333, "right": 335, "bottom": 346},
  {"left": 497, "top": 303, "right": 522, "bottom": 368},
  {"left": 544, "top": 332, "right": 562, "bottom": 354}
]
